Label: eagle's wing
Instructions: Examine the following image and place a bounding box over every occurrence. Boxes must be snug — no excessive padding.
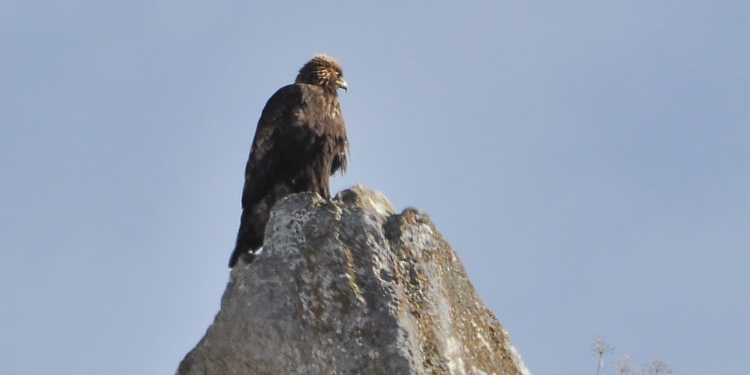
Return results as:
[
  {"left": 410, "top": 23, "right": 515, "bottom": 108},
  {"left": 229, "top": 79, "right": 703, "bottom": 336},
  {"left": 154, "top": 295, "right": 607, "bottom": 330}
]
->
[
  {"left": 241, "top": 84, "right": 308, "bottom": 208},
  {"left": 229, "top": 85, "right": 309, "bottom": 267}
]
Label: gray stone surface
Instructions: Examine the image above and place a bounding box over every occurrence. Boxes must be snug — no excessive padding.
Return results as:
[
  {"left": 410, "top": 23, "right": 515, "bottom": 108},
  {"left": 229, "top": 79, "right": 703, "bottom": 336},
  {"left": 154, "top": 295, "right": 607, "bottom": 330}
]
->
[{"left": 177, "top": 186, "right": 531, "bottom": 375}]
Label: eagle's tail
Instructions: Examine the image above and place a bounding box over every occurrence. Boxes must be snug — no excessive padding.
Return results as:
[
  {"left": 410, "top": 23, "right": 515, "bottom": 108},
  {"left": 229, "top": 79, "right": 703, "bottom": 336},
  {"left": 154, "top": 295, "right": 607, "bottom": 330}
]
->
[
  {"left": 228, "top": 204, "right": 267, "bottom": 267},
  {"left": 228, "top": 242, "right": 256, "bottom": 268}
]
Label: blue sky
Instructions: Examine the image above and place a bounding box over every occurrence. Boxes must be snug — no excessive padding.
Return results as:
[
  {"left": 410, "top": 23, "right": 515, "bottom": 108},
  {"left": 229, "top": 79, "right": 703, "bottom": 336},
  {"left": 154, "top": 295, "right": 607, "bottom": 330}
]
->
[{"left": 2, "top": 1, "right": 749, "bottom": 374}]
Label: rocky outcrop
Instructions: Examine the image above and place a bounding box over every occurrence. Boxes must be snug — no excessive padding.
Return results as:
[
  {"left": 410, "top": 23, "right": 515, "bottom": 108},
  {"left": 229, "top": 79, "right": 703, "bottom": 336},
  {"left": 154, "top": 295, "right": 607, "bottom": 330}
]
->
[{"left": 177, "top": 186, "right": 530, "bottom": 375}]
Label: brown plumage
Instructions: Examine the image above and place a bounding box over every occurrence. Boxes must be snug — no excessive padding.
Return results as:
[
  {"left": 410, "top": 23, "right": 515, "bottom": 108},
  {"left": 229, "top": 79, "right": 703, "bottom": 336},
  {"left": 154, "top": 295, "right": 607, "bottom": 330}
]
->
[{"left": 228, "top": 55, "right": 349, "bottom": 267}]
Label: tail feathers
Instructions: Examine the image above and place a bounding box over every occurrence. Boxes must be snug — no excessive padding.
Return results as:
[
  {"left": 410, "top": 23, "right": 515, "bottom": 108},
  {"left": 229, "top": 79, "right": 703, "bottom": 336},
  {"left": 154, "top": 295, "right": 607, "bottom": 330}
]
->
[
  {"left": 228, "top": 229, "right": 263, "bottom": 267},
  {"left": 229, "top": 183, "right": 312, "bottom": 267},
  {"left": 228, "top": 206, "right": 267, "bottom": 268},
  {"left": 228, "top": 246, "right": 256, "bottom": 268}
]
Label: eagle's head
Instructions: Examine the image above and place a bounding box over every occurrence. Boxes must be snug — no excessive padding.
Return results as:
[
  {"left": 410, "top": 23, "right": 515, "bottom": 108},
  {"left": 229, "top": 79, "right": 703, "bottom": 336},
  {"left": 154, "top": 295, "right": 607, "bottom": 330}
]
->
[{"left": 295, "top": 55, "right": 347, "bottom": 93}]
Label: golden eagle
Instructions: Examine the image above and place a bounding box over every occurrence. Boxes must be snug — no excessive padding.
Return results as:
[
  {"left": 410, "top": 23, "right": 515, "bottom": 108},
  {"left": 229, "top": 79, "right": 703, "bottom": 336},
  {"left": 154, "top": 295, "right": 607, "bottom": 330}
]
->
[{"left": 228, "top": 55, "right": 349, "bottom": 267}]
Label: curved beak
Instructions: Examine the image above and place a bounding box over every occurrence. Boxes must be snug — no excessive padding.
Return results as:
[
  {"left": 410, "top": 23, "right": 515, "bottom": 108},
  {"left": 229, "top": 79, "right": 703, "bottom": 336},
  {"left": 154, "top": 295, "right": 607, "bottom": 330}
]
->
[{"left": 337, "top": 78, "right": 348, "bottom": 92}]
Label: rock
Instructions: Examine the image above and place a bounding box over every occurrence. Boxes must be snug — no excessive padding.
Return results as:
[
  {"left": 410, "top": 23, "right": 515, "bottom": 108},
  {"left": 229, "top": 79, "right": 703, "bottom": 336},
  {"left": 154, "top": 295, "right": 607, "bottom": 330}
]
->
[{"left": 177, "top": 186, "right": 531, "bottom": 375}]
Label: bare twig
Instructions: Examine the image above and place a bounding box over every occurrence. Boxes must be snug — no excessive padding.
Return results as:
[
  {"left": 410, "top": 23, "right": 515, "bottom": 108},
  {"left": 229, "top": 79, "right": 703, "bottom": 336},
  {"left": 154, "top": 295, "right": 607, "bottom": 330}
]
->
[
  {"left": 613, "top": 354, "right": 637, "bottom": 375},
  {"left": 591, "top": 336, "right": 614, "bottom": 375},
  {"left": 643, "top": 360, "right": 672, "bottom": 375}
]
